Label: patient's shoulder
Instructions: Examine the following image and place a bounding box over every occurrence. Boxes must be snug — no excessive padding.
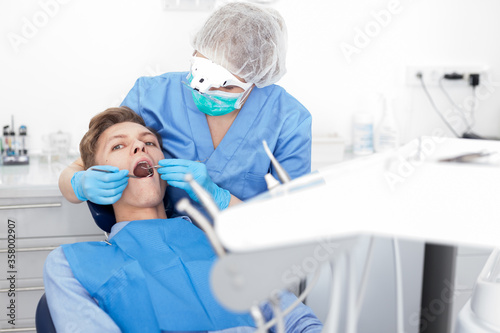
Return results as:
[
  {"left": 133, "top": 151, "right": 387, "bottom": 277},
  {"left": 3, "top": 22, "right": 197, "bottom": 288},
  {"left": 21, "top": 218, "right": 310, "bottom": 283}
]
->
[{"left": 44, "top": 246, "right": 72, "bottom": 279}]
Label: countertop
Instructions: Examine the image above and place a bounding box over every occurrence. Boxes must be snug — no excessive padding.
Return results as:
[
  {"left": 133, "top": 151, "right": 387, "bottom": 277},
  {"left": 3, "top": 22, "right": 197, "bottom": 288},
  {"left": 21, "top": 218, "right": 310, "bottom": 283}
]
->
[{"left": 0, "top": 155, "right": 77, "bottom": 198}]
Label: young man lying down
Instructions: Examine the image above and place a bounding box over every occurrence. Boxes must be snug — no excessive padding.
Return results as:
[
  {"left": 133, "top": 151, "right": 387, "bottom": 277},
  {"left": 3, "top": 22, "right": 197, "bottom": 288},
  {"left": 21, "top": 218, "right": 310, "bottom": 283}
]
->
[{"left": 43, "top": 106, "right": 323, "bottom": 332}]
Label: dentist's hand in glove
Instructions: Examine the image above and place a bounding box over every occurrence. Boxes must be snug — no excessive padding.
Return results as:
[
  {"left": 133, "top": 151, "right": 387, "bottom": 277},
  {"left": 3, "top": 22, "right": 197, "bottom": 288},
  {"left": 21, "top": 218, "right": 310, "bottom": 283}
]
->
[
  {"left": 157, "top": 159, "right": 231, "bottom": 210},
  {"left": 71, "top": 166, "right": 129, "bottom": 205}
]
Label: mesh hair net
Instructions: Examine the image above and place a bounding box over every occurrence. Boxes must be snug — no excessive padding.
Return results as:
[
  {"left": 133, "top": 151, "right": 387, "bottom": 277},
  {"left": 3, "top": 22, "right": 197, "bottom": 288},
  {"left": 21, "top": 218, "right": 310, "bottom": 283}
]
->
[{"left": 192, "top": 2, "right": 288, "bottom": 88}]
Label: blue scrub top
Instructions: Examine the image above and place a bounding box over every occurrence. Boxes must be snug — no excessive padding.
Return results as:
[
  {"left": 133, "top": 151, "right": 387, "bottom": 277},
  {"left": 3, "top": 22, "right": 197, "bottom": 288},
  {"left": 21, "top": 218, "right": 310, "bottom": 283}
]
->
[{"left": 122, "top": 72, "right": 312, "bottom": 201}]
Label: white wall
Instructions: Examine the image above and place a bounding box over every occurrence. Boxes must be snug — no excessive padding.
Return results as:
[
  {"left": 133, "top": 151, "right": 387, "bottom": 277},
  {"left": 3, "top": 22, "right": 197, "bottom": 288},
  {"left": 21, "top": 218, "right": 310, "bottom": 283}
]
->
[
  {"left": 273, "top": 0, "right": 500, "bottom": 144},
  {"left": 2, "top": 0, "right": 500, "bottom": 153},
  {"left": 0, "top": 0, "right": 208, "bottom": 153}
]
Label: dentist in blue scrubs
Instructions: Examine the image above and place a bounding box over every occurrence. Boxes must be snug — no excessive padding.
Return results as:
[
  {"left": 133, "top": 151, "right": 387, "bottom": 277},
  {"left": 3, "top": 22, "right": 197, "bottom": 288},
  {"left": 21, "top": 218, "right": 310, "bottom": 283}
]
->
[{"left": 59, "top": 2, "right": 312, "bottom": 211}]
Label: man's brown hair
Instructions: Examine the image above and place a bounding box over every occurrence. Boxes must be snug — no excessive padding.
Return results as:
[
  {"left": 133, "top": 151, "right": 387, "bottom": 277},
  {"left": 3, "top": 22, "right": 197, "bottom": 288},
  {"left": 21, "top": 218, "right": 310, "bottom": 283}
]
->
[{"left": 79, "top": 106, "right": 162, "bottom": 169}]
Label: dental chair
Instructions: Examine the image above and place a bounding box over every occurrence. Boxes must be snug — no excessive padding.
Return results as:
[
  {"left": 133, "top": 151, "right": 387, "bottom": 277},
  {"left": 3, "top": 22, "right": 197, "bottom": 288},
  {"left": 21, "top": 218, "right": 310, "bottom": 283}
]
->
[
  {"left": 35, "top": 187, "right": 207, "bottom": 332},
  {"left": 35, "top": 294, "right": 56, "bottom": 333}
]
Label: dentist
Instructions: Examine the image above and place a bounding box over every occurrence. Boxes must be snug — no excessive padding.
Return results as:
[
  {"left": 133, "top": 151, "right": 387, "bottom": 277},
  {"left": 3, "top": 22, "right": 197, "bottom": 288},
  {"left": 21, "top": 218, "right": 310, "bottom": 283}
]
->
[{"left": 58, "top": 2, "right": 312, "bottom": 211}]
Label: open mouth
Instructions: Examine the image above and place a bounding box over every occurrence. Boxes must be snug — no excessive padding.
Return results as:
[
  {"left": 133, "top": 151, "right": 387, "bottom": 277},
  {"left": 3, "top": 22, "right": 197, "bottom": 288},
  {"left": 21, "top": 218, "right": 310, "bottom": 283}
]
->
[{"left": 133, "top": 161, "right": 154, "bottom": 178}]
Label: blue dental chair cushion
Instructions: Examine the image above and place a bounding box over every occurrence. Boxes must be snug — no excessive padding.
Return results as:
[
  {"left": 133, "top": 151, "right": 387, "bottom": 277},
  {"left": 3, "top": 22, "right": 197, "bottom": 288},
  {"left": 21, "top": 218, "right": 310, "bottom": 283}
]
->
[{"left": 35, "top": 293, "right": 56, "bottom": 333}]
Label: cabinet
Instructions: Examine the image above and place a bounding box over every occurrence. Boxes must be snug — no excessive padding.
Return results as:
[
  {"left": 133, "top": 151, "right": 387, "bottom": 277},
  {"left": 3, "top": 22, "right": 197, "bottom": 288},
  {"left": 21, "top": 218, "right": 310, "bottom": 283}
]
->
[{"left": 0, "top": 158, "right": 103, "bottom": 332}]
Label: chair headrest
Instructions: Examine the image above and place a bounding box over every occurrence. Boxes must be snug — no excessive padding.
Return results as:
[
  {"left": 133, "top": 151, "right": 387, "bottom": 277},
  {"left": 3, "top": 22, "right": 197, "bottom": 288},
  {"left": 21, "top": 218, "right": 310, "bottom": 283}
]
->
[{"left": 86, "top": 201, "right": 115, "bottom": 233}]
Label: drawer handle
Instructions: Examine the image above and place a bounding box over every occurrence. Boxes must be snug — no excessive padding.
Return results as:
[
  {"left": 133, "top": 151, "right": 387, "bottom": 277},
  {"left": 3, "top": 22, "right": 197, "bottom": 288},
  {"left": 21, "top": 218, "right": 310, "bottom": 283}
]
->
[
  {"left": 0, "top": 203, "right": 62, "bottom": 210},
  {"left": 0, "top": 246, "right": 57, "bottom": 253},
  {"left": 0, "top": 286, "right": 44, "bottom": 293},
  {"left": 0, "top": 327, "right": 36, "bottom": 332}
]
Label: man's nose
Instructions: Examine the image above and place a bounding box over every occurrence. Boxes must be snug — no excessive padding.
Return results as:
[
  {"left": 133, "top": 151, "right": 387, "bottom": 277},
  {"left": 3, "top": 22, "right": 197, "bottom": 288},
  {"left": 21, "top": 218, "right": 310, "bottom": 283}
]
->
[{"left": 132, "top": 141, "right": 146, "bottom": 154}]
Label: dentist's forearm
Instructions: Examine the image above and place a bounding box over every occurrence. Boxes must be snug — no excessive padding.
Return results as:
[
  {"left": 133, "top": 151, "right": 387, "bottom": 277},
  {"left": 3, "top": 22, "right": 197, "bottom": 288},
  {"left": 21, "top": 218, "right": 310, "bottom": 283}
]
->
[
  {"left": 228, "top": 194, "right": 242, "bottom": 207},
  {"left": 59, "top": 158, "right": 85, "bottom": 203}
]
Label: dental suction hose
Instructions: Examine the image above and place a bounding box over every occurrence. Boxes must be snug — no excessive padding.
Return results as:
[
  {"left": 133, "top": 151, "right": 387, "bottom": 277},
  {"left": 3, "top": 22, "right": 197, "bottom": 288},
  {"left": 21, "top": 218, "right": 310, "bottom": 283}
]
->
[
  {"left": 184, "top": 173, "right": 220, "bottom": 220},
  {"left": 177, "top": 173, "right": 226, "bottom": 257},
  {"left": 262, "top": 140, "right": 291, "bottom": 184},
  {"left": 176, "top": 197, "right": 226, "bottom": 258}
]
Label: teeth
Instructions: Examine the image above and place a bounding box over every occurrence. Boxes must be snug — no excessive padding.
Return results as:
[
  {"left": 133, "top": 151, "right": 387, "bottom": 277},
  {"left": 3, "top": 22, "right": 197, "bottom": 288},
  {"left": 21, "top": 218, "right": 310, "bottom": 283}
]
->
[{"left": 133, "top": 161, "right": 153, "bottom": 178}]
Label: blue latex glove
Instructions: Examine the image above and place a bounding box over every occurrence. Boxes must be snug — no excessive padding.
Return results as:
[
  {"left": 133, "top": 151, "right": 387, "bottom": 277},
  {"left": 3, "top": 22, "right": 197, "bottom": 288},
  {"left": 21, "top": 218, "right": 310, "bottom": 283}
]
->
[
  {"left": 157, "top": 159, "right": 231, "bottom": 210},
  {"left": 71, "top": 166, "right": 129, "bottom": 205}
]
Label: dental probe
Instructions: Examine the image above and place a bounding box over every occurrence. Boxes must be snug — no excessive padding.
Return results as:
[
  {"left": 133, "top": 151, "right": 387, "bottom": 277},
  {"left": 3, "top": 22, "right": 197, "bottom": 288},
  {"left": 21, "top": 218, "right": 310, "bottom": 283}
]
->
[{"left": 90, "top": 167, "right": 142, "bottom": 178}]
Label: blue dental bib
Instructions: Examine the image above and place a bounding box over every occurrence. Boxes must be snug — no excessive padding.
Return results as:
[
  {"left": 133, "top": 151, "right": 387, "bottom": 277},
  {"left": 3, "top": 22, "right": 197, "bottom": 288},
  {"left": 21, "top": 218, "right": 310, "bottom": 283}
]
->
[{"left": 62, "top": 218, "right": 254, "bottom": 332}]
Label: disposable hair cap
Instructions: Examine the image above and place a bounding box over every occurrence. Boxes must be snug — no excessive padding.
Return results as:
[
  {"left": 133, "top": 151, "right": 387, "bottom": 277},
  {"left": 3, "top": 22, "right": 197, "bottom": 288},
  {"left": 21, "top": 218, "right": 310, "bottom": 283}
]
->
[{"left": 192, "top": 2, "right": 288, "bottom": 88}]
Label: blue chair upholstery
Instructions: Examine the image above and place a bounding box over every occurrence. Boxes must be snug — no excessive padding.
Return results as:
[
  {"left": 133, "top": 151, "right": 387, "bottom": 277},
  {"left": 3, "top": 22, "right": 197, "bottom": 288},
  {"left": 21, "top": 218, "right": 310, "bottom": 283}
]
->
[
  {"left": 35, "top": 293, "right": 56, "bottom": 333},
  {"left": 86, "top": 201, "right": 116, "bottom": 233}
]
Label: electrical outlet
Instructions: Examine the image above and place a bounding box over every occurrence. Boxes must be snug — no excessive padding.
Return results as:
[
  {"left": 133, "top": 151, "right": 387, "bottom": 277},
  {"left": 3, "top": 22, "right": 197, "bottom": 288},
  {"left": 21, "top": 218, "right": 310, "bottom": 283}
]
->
[{"left": 406, "top": 66, "right": 489, "bottom": 86}]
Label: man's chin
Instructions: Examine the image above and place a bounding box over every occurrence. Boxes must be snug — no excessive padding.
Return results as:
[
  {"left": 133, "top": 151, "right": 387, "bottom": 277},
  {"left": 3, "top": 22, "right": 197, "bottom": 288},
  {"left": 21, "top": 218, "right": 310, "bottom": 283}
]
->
[
  {"left": 129, "top": 197, "right": 164, "bottom": 208},
  {"left": 118, "top": 190, "right": 164, "bottom": 207}
]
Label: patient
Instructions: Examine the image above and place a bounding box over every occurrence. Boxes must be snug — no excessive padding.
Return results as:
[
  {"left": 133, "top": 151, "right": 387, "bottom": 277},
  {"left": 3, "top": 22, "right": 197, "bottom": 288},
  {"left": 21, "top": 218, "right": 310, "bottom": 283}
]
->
[{"left": 43, "top": 106, "right": 323, "bottom": 332}]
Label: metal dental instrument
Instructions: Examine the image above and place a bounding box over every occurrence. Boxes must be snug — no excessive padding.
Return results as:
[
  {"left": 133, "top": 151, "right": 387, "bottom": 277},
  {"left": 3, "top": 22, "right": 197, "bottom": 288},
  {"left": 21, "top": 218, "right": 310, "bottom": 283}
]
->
[
  {"left": 262, "top": 140, "right": 291, "bottom": 184},
  {"left": 91, "top": 164, "right": 162, "bottom": 178},
  {"left": 90, "top": 167, "right": 144, "bottom": 179}
]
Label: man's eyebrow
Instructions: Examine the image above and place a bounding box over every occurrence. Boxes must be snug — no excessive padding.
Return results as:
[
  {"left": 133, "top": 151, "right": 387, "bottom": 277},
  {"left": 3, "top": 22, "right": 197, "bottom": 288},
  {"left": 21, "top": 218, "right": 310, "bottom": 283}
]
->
[
  {"left": 107, "top": 132, "right": 153, "bottom": 141},
  {"left": 103, "top": 131, "right": 156, "bottom": 148},
  {"left": 138, "top": 131, "right": 156, "bottom": 138},
  {"left": 104, "top": 134, "right": 129, "bottom": 146},
  {"left": 107, "top": 134, "right": 128, "bottom": 141}
]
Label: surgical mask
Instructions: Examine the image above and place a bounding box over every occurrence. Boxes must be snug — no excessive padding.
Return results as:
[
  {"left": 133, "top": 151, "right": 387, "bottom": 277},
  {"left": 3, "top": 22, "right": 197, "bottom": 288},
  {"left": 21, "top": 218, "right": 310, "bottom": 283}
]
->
[
  {"left": 187, "top": 72, "right": 250, "bottom": 116},
  {"left": 191, "top": 89, "right": 246, "bottom": 116}
]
